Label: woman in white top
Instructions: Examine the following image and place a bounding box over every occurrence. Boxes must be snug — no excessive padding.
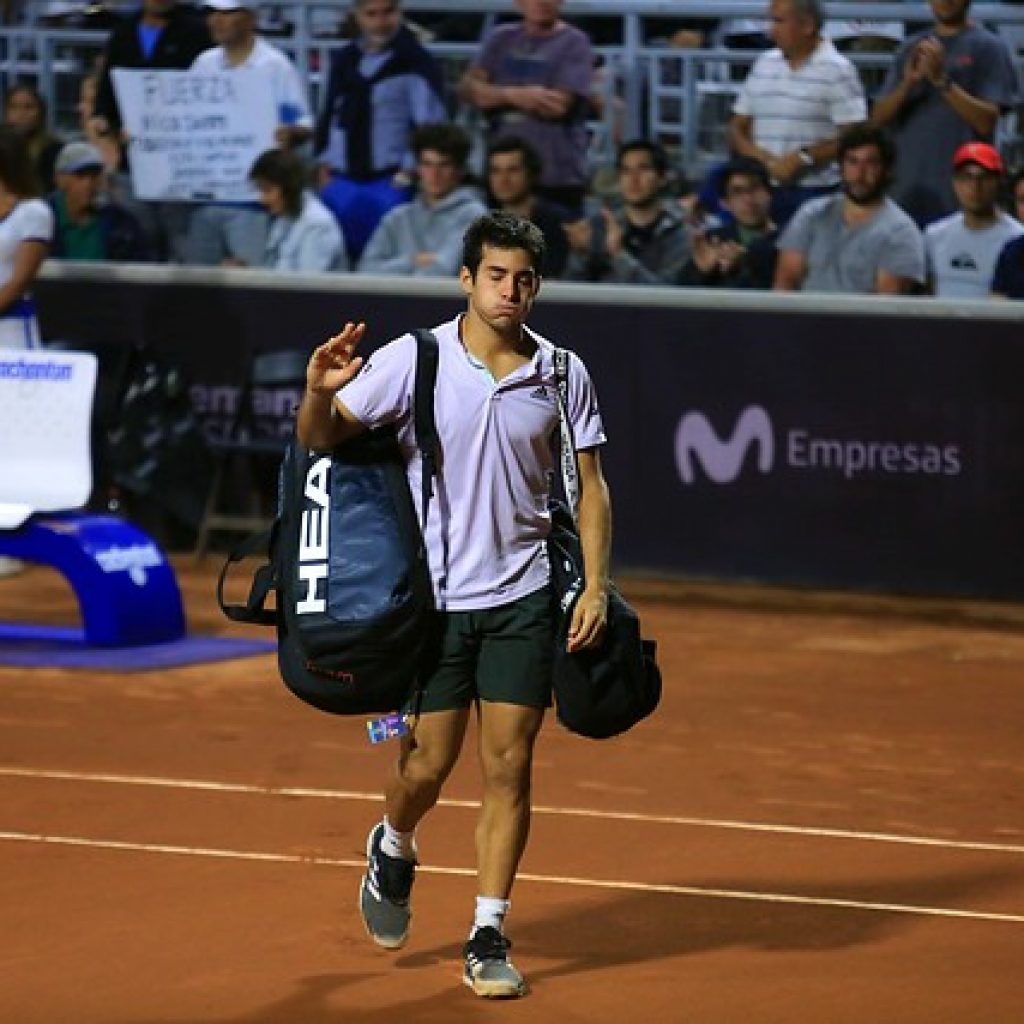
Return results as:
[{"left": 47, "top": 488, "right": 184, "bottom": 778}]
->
[
  {"left": 0, "top": 125, "right": 53, "bottom": 349},
  {"left": 250, "top": 148, "right": 347, "bottom": 273}
]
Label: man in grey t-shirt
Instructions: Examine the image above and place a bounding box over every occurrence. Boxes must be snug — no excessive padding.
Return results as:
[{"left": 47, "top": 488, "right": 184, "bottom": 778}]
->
[
  {"left": 774, "top": 124, "right": 925, "bottom": 293},
  {"left": 871, "top": 0, "right": 1019, "bottom": 226}
]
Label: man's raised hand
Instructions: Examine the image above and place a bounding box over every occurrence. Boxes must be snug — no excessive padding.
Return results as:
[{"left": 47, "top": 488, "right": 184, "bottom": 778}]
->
[{"left": 307, "top": 321, "right": 366, "bottom": 394}]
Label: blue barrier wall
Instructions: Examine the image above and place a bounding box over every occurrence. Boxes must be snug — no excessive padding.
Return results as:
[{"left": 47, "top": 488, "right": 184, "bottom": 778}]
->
[{"left": 35, "top": 265, "right": 1024, "bottom": 601}]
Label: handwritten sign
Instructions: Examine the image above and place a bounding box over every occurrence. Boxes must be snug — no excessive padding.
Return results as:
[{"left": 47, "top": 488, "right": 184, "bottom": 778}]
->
[{"left": 112, "top": 69, "right": 277, "bottom": 202}]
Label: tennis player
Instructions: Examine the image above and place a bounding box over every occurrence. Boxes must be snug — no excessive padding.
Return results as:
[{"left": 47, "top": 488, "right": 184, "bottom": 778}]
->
[{"left": 297, "top": 210, "right": 612, "bottom": 998}]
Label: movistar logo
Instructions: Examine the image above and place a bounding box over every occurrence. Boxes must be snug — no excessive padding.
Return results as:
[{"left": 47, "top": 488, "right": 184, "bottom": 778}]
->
[{"left": 675, "top": 406, "right": 774, "bottom": 485}]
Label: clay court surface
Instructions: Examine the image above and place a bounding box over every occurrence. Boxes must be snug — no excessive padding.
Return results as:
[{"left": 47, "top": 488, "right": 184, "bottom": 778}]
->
[{"left": 2, "top": 560, "right": 1023, "bottom": 1023}]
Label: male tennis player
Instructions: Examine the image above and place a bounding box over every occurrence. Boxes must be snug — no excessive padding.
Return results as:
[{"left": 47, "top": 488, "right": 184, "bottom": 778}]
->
[{"left": 297, "top": 210, "right": 612, "bottom": 998}]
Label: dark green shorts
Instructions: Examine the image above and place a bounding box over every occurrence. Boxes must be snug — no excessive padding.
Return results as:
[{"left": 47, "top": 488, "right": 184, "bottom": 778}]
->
[{"left": 410, "top": 586, "right": 555, "bottom": 712}]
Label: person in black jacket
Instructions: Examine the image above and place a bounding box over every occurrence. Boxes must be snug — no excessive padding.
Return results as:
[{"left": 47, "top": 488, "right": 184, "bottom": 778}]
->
[
  {"left": 89, "top": 0, "right": 210, "bottom": 260},
  {"left": 315, "top": 0, "right": 448, "bottom": 264},
  {"left": 678, "top": 157, "right": 779, "bottom": 290},
  {"left": 48, "top": 141, "right": 150, "bottom": 262}
]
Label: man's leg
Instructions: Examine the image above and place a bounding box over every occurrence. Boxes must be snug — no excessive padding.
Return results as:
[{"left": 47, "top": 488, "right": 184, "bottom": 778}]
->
[
  {"left": 475, "top": 701, "right": 545, "bottom": 900},
  {"left": 463, "top": 700, "right": 544, "bottom": 998},
  {"left": 360, "top": 707, "right": 470, "bottom": 949}
]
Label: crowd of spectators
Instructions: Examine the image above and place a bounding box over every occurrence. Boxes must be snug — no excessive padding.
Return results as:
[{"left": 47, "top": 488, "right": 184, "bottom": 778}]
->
[{"left": 2, "top": 0, "right": 1024, "bottom": 350}]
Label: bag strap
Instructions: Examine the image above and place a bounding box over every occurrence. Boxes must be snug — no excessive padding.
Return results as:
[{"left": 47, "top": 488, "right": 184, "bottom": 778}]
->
[
  {"left": 216, "top": 526, "right": 278, "bottom": 625},
  {"left": 412, "top": 328, "right": 440, "bottom": 533},
  {"left": 408, "top": 328, "right": 441, "bottom": 724},
  {"left": 552, "top": 346, "right": 581, "bottom": 520}
]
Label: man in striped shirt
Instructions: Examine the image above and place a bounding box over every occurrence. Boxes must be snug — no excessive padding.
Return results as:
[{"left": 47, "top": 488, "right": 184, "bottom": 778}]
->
[{"left": 728, "top": 0, "right": 866, "bottom": 225}]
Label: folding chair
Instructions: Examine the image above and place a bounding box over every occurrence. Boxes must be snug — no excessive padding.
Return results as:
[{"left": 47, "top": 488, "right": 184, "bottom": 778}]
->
[{"left": 193, "top": 347, "right": 308, "bottom": 560}]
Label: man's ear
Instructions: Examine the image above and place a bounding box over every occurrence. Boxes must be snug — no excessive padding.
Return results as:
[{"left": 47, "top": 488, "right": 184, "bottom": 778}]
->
[{"left": 459, "top": 265, "right": 474, "bottom": 296}]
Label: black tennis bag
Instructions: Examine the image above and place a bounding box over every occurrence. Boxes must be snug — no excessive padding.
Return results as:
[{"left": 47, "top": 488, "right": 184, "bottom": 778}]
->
[
  {"left": 547, "top": 347, "right": 662, "bottom": 739},
  {"left": 218, "top": 330, "right": 439, "bottom": 715},
  {"left": 547, "top": 500, "right": 662, "bottom": 738}
]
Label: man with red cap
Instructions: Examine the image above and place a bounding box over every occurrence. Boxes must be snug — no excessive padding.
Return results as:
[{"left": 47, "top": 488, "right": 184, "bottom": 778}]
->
[{"left": 924, "top": 141, "right": 1023, "bottom": 298}]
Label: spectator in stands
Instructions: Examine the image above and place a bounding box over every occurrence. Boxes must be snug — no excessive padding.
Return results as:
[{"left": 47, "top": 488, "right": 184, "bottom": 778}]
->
[
  {"left": 0, "top": 126, "right": 52, "bottom": 349},
  {"left": 457, "top": 0, "right": 594, "bottom": 216},
  {"left": 991, "top": 232, "right": 1024, "bottom": 299},
  {"left": 1009, "top": 167, "right": 1024, "bottom": 225},
  {"left": 3, "top": 84, "right": 63, "bottom": 193},
  {"left": 871, "top": 0, "right": 1019, "bottom": 227},
  {"left": 563, "top": 139, "right": 690, "bottom": 285},
  {"left": 76, "top": 67, "right": 121, "bottom": 183},
  {"left": 679, "top": 156, "right": 779, "bottom": 289},
  {"left": 358, "top": 123, "right": 486, "bottom": 276},
  {"left": 728, "top": 0, "right": 867, "bottom": 225},
  {"left": 91, "top": 0, "right": 211, "bottom": 260},
  {"left": 315, "top": 0, "right": 447, "bottom": 265},
  {"left": 250, "top": 148, "right": 346, "bottom": 272},
  {"left": 184, "top": 0, "right": 314, "bottom": 267},
  {"left": 774, "top": 124, "right": 925, "bottom": 293},
  {"left": 48, "top": 141, "right": 150, "bottom": 262},
  {"left": 485, "top": 135, "right": 570, "bottom": 279},
  {"left": 925, "top": 142, "right": 1022, "bottom": 297}
]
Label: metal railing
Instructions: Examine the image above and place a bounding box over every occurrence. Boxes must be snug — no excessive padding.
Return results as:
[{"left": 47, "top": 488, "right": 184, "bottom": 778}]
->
[{"left": 5, "top": 2, "right": 1024, "bottom": 178}]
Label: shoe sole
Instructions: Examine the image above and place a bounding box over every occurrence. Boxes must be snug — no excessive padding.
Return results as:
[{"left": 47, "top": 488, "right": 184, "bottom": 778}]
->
[
  {"left": 463, "top": 974, "right": 527, "bottom": 999},
  {"left": 358, "top": 828, "right": 410, "bottom": 950}
]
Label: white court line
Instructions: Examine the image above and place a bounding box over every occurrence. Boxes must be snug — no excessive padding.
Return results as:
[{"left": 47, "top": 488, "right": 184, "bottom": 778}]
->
[
  {"left": 2, "top": 828, "right": 1023, "bottom": 925},
  {"left": 2, "top": 765, "right": 1023, "bottom": 856}
]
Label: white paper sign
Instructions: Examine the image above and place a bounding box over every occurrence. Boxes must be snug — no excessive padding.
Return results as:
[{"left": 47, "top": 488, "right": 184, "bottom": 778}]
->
[{"left": 112, "top": 68, "right": 277, "bottom": 202}]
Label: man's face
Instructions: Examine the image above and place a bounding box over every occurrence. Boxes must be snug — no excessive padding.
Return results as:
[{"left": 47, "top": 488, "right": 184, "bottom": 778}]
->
[
  {"left": 58, "top": 168, "right": 102, "bottom": 214},
  {"left": 721, "top": 173, "right": 772, "bottom": 230},
  {"left": 768, "top": 0, "right": 814, "bottom": 56},
  {"left": 207, "top": 8, "right": 254, "bottom": 47},
  {"left": 617, "top": 148, "right": 665, "bottom": 208},
  {"left": 516, "top": 0, "right": 562, "bottom": 32},
  {"left": 461, "top": 244, "right": 540, "bottom": 332},
  {"left": 929, "top": 0, "right": 971, "bottom": 28},
  {"left": 417, "top": 148, "right": 462, "bottom": 204},
  {"left": 953, "top": 162, "right": 1001, "bottom": 217},
  {"left": 841, "top": 144, "right": 888, "bottom": 206},
  {"left": 355, "top": 0, "right": 402, "bottom": 49},
  {"left": 488, "top": 151, "right": 532, "bottom": 207}
]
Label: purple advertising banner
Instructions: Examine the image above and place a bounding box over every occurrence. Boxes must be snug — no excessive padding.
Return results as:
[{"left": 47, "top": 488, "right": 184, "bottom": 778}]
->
[{"left": 36, "top": 271, "right": 1024, "bottom": 600}]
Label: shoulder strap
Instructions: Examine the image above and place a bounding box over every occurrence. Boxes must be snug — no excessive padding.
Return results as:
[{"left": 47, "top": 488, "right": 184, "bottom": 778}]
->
[
  {"left": 552, "top": 346, "right": 581, "bottom": 519},
  {"left": 412, "top": 328, "right": 440, "bottom": 532}
]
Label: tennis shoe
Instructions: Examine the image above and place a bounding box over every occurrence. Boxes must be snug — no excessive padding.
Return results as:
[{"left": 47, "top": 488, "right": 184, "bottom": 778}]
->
[
  {"left": 358, "top": 823, "right": 415, "bottom": 949},
  {"left": 463, "top": 926, "right": 527, "bottom": 998}
]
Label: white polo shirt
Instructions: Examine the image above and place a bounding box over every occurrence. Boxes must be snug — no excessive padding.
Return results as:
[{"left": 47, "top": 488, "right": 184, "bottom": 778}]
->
[
  {"left": 733, "top": 38, "right": 866, "bottom": 187},
  {"left": 337, "top": 316, "right": 607, "bottom": 611},
  {"left": 192, "top": 37, "right": 313, "bottom": 128}
]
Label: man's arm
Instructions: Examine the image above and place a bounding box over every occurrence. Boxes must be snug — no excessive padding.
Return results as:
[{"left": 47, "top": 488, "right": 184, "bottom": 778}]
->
[
  {"left": 773, "top": 248, "right": 808, "bottom": 291},
  {"left": 874, "top": 269, "right": 918, "bottom": 295},
  {"left": 296, "top": 322, "right": 369, "bottom": 451},
  {"left": 728, "top": 113, "right": 774, "bottom": 165},
  {"left": 568, "top": 447, "right": 612, "bottom": 653},
  {"left": 458, "top": 66, "right": 575, "bottom": 119}
]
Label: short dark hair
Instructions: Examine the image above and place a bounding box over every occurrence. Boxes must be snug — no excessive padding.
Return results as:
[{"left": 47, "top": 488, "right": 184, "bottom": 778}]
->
[
  {"left": 249, "top": 147, "right": 306, "bottom": 218},
  {"left": 838, "top": 123, "right": 896, "bottom": 172},
  {"left": 616, "top": 138, "right": 669, "bottom": 175},
  {"left": 461, "top": 211, "right": 547, "bottom": 278},
  {"left": 0, "top": 124, "right": 39, "bottom": 197},
  {"left": 717, "top": 156, "right": 771, "bottom": 195},
  {"left": 412, "top": 122, "right": 472, "bottom": 169},
  {"left": 486, "top": 135, "right": 543, "bottom": 186}
]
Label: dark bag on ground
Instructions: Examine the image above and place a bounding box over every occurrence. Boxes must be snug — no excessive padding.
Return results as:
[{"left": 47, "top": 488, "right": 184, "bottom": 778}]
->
[
  {"left": 218, "top": 330, "right": 439, "bottom": 715},
  {"left": 547, "top": 349, "right": 662, "bottom": 739}
]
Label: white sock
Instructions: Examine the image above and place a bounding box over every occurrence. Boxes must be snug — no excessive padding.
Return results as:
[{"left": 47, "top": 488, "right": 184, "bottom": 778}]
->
[
  {"left": 471, "top": 896, "right": 510, "bottom": 936},
  {"left": 380, "top": 817, "right": 416, "bottom": 861}
]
